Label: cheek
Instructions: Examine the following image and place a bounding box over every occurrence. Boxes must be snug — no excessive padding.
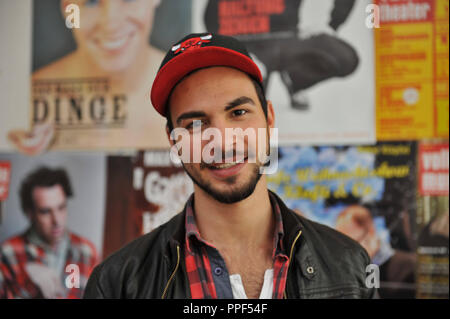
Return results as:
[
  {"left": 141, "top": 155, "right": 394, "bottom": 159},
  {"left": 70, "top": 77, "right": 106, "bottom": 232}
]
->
[
  {"left": 60, "top": 209, "right": 68, "bottom": 222},
  {"left": 35, "top": 214, "right": 51, "bottom": 229},
  {"left": 183, "top": 162, "right": 202, "bottom": 178},
  {"left": 70, "top": 12, "right": 99, "bottom": 48},
  {"left": 125, "top": 2, "right": 155, "bottom": 31},
  {"left": 76, "top": 7, "right": 100, "bottom": 35},
  {"left": 178, "top": 132, "right": 203, "bottom": 163},
  {"left": 254, "top": 127, "right": 270, "bottom": 161}
]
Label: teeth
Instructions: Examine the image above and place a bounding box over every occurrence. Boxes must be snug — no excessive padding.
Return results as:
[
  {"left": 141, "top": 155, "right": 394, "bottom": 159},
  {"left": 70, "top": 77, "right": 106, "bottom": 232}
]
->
[
  {"left": 102, "top": 36, "right": 128, "bottom": 50},
  {"left": 211, "top": 163, "right": 238, "bottom": 169}
]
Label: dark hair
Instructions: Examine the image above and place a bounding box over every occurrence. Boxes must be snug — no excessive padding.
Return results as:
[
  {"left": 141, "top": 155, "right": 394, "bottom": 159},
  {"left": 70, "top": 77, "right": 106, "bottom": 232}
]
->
[
  {"left": 19, "top": 166, "right": 73, "bottom": 214},
  {"left": 165, "top": 72, "right": 267, "bottom": 132}
]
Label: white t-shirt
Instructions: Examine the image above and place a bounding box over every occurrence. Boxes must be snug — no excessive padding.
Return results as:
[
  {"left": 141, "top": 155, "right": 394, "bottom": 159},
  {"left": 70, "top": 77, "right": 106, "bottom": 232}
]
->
[{"left": 229, "top": 269, "right": 274, "bottom": 299}]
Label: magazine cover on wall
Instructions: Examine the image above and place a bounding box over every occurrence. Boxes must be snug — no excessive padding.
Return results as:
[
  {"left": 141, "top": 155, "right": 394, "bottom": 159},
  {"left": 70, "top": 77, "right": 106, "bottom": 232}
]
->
[
  {"left": 375, "top": 0, "right": 449, "bottom": 140},
  {"left": 266, "top": 141, "right": 418, "bottom": 298},
  {"left": 193, "top": 0, "right": 375, "bottom": 145},
  {"left": 0, "top": 152, "right": 106, "bottom": 298},
  {"left": 103, "top": 150, "right": 193, "bottom": 259},
  {"left": 416, "top": 142, "right": 449, "bottom": 298},
  {"left": 6, "top": 0, "right": 191, "bottom": 154}
]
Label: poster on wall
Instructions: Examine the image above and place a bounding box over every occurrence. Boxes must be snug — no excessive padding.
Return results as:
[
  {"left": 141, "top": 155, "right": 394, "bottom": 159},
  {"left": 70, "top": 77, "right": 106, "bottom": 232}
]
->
[
  {"left": 267, "top": 142, "right": 418, "bottom": 298},
  {"left": 6, "top": 0, "right": 191, "bottom": 154},
  {"left": 375, "top": 0, "right": 449, "bottom": 140},
  {"left": 193, "top": 0, "right": 375, "bottom": 145},
  {"left": 416, "top": 142, "right": 449, "bottom": 299},
  {"left": 0, "top": 152, "right": 106, "bottom": 298},
  {"left": 103, "top": 150, "right": 193, "bottom": 258}
]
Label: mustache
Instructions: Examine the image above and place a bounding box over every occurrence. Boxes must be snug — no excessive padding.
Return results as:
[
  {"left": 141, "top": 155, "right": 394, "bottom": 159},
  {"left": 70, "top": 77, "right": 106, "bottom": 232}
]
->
[{"left": 200, "top": 148, "right": 254, "bottom": 168}]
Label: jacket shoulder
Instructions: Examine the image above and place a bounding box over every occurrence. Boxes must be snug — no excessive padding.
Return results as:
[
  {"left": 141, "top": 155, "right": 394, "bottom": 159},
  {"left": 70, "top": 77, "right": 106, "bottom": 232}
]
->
[
  {"left": 83, "top": 213, "right": 184, "bottom": 298},
  {"left": 293, "top": 214, "right": 375, "bottom": 298},
  {"left": 299, "top": 215, "right": 371, "bottom": 268},
  {"left": 102, "top": 212, "right": 183, "bottom": 264},
  {"left": 68, "top": 232, "right": 97, "bottom": 253},
  {"left": 303, "top": 217, "right": 368, "bottom": 254},
  {"left": 0, "top": 234, "right": 26, "bottom": 250}
]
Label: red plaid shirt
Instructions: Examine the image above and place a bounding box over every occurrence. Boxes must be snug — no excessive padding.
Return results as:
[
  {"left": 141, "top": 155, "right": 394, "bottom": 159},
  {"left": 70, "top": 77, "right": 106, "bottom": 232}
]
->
[
  {"left": 0, "top": 229, "right": 98, "bottom": 299},
  {"left": 184, "top": 193, "right": 289, "bottom": 299}
]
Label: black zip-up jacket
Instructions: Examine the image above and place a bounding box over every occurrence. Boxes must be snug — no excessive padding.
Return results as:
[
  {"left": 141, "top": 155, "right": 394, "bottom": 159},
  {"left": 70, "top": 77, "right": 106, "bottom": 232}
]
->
[{"left": 84, "top": 191, "right": 376, "bottom": 299}]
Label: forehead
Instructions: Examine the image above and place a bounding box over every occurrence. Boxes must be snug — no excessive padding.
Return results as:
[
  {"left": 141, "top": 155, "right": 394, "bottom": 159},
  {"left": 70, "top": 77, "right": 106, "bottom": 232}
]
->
[
  {"left": 168, "top": 67, "right": 258, "bottom": 116},
  {"left": 32, "top": 185, "right": 66, "bottom": 206}
]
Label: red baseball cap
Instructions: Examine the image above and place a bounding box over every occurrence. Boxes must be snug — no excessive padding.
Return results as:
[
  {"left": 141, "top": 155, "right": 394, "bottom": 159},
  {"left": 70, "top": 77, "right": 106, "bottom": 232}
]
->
[{"left": 150, "top": 33, "right": 263, "bottom": 117}]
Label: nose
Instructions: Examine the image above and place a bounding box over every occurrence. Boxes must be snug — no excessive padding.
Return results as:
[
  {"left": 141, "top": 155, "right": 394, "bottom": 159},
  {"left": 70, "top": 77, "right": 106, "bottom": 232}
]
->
[
  {"left": 203, "top": 118, "right": 244, "bottom": 162},
  {"left": 100, "top": 0, "right": 124, "bottom": 32},
  {"left": 51, "top": 210, "right": 63, "bottom": 228}
]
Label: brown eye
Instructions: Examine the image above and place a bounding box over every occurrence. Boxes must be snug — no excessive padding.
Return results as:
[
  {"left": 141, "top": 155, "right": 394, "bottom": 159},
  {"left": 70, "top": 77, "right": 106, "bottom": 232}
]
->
[
  {"left": 232, "top": 109, "right": 247, "bottom": 117},
  {"left": 186, "top": 119, "right": 205, "bottom": 130}
]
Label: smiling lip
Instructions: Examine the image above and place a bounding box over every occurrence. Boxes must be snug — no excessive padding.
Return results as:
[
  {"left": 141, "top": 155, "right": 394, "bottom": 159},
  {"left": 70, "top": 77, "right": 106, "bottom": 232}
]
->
[
  {"left": 97, "top": 32, "right": 133, "bottom": 54},
  {"left": 205, "top": 157, "right": 247, "bottom": 179},
  {"left": 52, "top": 228, "right": 63, "bottom": 236}
]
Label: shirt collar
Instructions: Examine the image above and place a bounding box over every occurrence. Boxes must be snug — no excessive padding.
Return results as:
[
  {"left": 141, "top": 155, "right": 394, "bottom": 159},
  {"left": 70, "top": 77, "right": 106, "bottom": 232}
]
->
[
  {"left": 185, "top": 192, "right": 286, "bottom": 254},
  {"left": 26, "top": 227, "right": 69, "bottom": 253}
]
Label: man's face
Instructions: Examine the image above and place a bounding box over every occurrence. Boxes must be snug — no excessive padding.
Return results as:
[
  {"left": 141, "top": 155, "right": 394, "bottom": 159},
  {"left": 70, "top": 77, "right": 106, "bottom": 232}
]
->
[
  {"left": 65, "top": 0, "right": 160, "bottom": 72},
  {"left": 29, "top": 185, "right": 68, "bottom": 246},
  {"left": 167, "top": 67, "right": 274, "bottom": 204}
]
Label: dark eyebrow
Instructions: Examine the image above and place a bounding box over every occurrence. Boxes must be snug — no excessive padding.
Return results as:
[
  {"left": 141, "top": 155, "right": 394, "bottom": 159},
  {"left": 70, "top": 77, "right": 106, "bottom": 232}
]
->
[
  {"left": 176, "top": 111, "right": 207, "bottom": 125},
  {"left": 224, "top": 96, "right": 256, "bottom": 111},
  {"left": 176, "top": 96, "right": 255, "bottom": 125}
]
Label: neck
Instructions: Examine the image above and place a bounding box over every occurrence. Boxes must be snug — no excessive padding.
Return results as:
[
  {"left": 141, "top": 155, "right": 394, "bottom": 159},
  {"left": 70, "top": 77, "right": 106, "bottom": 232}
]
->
[
  {"left": 193, "top": 177, "right": 274, "bottom": 249},
  {"left": 28, "top": 227, "right": 66, "bottom": 251}
]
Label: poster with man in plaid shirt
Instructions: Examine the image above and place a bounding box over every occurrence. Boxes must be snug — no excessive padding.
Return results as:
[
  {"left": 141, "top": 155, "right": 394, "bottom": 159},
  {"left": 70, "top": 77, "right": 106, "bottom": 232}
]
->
[{"left": 0, "top": 166, "right": 98, "bottom": 298}]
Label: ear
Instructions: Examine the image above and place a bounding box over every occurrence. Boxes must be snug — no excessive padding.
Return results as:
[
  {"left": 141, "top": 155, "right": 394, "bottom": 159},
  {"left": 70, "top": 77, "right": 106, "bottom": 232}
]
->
[
  {"left": 166, "top": 125, "right": 174, "bottom": 147},
  {"left": 266, "top": 100, "right": 275, "bottom": 130}
]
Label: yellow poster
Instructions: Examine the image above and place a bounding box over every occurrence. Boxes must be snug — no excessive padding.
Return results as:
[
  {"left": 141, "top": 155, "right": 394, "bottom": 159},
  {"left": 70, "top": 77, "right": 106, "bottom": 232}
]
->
[{"left": 375, "top": 0, "right": 449, "bottom": 140}]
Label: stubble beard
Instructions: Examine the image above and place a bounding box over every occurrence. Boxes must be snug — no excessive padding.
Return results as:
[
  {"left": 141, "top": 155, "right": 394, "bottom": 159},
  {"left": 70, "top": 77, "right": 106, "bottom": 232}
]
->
[{"left": 182, "top": 161, "right": 262, "bottom": 204}]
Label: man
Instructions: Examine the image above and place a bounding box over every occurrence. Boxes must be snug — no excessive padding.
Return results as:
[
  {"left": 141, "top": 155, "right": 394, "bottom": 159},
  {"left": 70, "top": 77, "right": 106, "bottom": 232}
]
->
[
  {"left": 0, "top": 167, "right": 98, "bottom": 298},
  {"left": 84, "top": 33, "right": 375, "bottom": 299},
  {"left": 204, "top": 0, "right": 359, "bottom": 110}
]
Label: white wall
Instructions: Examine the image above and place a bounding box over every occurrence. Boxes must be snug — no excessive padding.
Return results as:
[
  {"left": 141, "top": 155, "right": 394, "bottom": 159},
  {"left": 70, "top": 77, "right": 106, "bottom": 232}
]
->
[{"left": 0, "top": 0, "right": 32, "bottom": 150}]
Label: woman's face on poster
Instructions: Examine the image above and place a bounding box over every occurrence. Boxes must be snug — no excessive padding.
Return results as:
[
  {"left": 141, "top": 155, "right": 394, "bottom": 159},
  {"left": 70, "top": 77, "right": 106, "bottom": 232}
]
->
[{"left": 64, "top": 0, "right": 160, "bottom": 73}]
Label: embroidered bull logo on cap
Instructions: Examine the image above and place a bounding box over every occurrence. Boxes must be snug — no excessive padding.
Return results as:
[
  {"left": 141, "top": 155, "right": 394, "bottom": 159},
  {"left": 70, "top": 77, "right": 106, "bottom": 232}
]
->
[{"left": 171, "top": 34, "right": 212, "bottom": 55}]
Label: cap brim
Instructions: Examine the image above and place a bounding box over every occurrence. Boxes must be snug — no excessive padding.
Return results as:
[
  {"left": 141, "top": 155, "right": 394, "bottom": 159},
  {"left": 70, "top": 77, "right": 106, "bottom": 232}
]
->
[{"left": 150, "top": 46, "right": 263, "bottom": 116}]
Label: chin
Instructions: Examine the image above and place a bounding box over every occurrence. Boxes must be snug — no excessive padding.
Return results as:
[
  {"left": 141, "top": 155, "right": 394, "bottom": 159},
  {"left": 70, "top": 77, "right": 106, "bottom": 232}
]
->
[
  {"left": 209, "top": 185, "right": 257, "bottom": 204},
  {"left": 86, "top": 38, "right": 142, "bottom": 74},
  {"left": 96, "top": 56, "right": 135, "bottom": 73},
  {"left": 192, "top": 166, "right": 262, "bottom": 204}
]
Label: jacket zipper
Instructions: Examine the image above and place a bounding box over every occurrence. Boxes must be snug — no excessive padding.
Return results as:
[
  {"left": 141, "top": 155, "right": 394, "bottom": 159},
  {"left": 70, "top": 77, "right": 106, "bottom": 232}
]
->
[
  {"left": 161, "top": 244, "right": 181, "bottom": 299},
  {"left": 284, "top": 230, "right": 302, "bottom": 299}
]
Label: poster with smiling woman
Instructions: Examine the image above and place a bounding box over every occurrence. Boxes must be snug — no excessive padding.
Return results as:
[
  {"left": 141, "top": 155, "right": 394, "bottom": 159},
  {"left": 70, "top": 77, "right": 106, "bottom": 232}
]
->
[{"left": 8, "top": 0, "right": 191, "bottom": 153}]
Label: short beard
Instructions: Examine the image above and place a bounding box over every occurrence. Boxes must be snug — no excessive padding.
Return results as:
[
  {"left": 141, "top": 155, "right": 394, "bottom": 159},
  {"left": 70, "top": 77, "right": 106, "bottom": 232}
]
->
[{"left": 182, "top": 162, "right": 262, "bottom": 204}]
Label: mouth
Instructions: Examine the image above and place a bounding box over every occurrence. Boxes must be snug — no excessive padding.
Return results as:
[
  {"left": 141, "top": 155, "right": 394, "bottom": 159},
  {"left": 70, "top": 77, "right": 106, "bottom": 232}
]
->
[
  {"left": 96, "top": 32, "right": 134, "bottom": 53},
  {"left": 204, "top": 157, "right": 247, "bottom": 179},
  {"left": 52, "top": 227, "right": 64, "bottom": 236}
]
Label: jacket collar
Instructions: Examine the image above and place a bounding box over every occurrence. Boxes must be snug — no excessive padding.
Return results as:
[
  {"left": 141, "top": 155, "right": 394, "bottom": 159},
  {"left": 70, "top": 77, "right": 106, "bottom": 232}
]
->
[
  {"left": 267, "top": 191, "right": 317, "bottom": 283},
  {"left": 168, "top": 190, "right": 306, "bottom": 252},
  {"left": 164, "top": 189, "right": 317, "bottom": 298},
  {"left": 268, "top": 190, "right": 304, "bottom": 248}
]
